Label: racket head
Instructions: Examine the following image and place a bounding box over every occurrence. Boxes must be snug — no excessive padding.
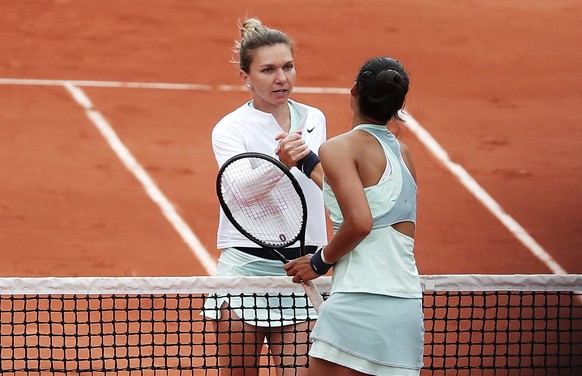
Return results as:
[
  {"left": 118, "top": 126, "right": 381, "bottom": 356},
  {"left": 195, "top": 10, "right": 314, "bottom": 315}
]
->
[{"left": 216, "top": 152, "right": 308, "bottom": 252}]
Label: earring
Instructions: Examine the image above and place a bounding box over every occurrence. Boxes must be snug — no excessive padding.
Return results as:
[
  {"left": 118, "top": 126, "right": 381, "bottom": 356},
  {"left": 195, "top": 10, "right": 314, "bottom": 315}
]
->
[{"left": 246, "top": 83, "right": 251, "bottom": 88}]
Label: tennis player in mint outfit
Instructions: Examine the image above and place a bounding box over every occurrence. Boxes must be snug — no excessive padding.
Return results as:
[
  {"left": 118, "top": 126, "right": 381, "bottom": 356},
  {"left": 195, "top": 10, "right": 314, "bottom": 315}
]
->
[
  {"left": 207, "top": 17, "right": 328, "bottom": 376},
  {"left": 281, "top": 57, "right": 424, "bottom": 375}
]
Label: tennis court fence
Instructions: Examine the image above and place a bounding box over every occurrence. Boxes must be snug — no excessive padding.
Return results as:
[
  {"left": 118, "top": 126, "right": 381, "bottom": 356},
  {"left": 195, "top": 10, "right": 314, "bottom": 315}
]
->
[{"left": 1, "top": 274, "right": 581, "bottom": 375}]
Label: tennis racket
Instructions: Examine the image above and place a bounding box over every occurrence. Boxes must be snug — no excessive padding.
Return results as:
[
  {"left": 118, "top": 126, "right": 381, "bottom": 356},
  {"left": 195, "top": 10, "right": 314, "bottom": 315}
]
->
[{"left": 216, "top": 152, "right": 324, "bottom": 313}]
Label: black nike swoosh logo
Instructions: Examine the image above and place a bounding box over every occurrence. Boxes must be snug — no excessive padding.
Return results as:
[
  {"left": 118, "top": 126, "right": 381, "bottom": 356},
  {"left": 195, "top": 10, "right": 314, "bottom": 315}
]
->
[{"left": 306, "top": 127, "right": 315, "bottom": 133}]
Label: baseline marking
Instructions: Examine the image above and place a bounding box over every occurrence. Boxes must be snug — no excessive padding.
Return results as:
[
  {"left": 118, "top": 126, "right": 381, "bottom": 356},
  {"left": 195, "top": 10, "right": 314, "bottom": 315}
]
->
[
  {"left": 1, "top": 78, "right": 565, "bottom": 274},
  {"left": 0, "top": 78, "right": 348, "bottom": 94},
  {"left": 63, "top": 83, "right": 217, "bottom": 275}
]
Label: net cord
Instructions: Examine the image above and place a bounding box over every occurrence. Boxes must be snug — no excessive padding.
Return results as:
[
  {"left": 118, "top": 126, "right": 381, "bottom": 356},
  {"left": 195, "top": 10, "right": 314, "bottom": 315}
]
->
[{"left": 1, "top": 274, "right": 581, "bottom": 295}]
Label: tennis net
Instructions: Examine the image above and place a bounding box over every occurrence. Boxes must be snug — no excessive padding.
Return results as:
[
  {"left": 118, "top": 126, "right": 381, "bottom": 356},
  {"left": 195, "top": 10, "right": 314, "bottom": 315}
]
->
[{"left": 0, "top": 274, "right": 580, "bottom": 375}]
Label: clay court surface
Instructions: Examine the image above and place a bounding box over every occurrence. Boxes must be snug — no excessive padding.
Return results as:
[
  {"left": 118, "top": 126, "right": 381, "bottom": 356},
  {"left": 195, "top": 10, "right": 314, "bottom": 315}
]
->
[{"left": 1, "top": 0, "right": 581, "bottom": 278}]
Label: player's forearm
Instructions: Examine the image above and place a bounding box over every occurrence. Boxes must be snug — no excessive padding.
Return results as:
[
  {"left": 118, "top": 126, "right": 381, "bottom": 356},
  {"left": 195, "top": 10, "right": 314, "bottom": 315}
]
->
[
  {"left": 307, "top": 163, "right": 323, "bottom": 189},
  {"left": 323, "top": 220, "right": 370, "bottom": 264}
]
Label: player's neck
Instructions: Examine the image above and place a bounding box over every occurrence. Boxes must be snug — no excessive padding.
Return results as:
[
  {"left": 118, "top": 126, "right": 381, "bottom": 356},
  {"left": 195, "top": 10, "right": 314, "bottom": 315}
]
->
[
  {"left": 255, "top": 101, "right": 291, "bottom": 132},
  {"left": 352, "top": 113, "right": 384, "bottom": 128}
]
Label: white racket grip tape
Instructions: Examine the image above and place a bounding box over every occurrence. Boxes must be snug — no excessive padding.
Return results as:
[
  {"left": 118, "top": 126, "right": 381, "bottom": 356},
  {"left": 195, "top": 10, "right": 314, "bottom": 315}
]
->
[{"left": 301, "top": 280, "right": 324, "bottom": 313}]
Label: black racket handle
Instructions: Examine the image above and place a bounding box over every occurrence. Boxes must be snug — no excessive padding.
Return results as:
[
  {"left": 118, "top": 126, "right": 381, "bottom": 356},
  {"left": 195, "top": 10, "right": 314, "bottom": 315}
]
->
[
  {"left": 267, "top": 248, "right": 290, "bottom": 263},
  {"left": 266, "top": 248, "right": 323, "bottom": 313}
]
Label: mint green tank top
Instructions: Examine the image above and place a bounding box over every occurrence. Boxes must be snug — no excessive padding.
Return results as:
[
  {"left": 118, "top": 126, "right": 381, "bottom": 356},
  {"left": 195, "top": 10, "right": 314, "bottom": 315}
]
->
[{"left": 323, "top": 124, "right": 422, "bottom": 298}]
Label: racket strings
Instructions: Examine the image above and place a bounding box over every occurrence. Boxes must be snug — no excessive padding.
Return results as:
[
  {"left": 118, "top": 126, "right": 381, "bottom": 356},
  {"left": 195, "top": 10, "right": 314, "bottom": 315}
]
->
[{"left": 221, "top": 157, "right": 304, "bottom": 247}]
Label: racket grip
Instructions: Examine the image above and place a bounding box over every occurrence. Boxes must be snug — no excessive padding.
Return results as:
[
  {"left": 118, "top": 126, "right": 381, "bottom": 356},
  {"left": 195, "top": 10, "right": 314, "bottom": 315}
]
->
[{"left": 301, "top": 280, "right": 324, "bottom": 313}]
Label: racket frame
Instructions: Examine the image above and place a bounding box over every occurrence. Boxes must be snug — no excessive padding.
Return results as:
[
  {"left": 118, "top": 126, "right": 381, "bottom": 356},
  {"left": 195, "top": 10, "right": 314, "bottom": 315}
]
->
[{"left": 216, "top": 152, "right": 323, "bottom": 312}]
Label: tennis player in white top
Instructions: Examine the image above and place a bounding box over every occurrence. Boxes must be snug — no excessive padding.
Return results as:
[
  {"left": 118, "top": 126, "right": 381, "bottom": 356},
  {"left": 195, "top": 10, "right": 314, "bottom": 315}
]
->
[{"left": 208, "top": 17, "right": 328, "bottom": 376}]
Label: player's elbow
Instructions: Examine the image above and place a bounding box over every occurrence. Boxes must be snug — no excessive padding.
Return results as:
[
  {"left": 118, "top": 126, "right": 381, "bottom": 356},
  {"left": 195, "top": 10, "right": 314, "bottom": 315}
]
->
[{"left": 346, "top": 215, "right": 373, "bottom": 239}]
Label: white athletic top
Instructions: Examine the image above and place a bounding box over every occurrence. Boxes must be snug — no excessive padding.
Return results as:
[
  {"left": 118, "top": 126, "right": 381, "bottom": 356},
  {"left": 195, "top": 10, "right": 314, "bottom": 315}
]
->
[{"left": 212, "top": 99, "right": 328, "bottom": 249}]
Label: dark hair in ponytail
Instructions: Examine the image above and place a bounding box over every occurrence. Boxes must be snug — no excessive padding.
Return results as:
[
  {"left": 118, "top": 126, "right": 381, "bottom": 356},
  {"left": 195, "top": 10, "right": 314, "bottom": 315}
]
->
[{"left": 355, "top": 57, "right": 409, "bottom": 124}]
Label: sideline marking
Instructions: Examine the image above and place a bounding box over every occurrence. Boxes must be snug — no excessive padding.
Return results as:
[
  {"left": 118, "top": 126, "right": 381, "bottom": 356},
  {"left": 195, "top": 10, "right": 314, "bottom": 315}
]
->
[
  {"left": 402, "top": 111, "right": 566, "bottom": 274},
  {"left": 1, "top": 77, "right": 565, "bottom": 274},
  {"left": 63, "top": 83, "right": 217, "bottom": 275}
]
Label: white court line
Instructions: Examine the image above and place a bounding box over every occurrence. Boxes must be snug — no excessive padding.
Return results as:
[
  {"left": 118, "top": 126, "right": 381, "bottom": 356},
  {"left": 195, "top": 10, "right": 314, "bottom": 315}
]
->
[
  {"left": 402, "top": 111, "right": 566, "bottom": 274},
  {"left": 1, "top": 77, "right": 566, "bottom": 274},
  {"left": 0, "top": 78, "right": 349, "bottom": 94},
  {"left": 63, "top": 83, "right": 218, "bottom": 275},
  {"left": 1, "top": 78, "right": 214, "bottom": 91}
]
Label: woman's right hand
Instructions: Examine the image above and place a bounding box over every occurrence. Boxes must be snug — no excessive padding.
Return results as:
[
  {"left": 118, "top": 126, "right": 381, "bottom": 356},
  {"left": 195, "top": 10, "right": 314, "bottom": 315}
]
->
[
  {"left": 283, "top": 255, "right": 320, "bottom": 284},
  {"left": 275, "top": 131, "right": 309, "bottom": 169}
]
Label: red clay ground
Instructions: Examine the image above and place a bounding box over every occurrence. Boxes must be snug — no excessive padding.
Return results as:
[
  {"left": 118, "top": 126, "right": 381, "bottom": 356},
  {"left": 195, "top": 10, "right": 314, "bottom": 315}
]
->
[{"left": 1, "top": 0, "right": 581, "bottom": 277}]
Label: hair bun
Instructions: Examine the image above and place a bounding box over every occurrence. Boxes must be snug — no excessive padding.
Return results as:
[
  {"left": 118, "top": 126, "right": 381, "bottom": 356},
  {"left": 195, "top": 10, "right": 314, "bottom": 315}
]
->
[
  {"left": 241, "top": 18, "right": 263, "bottom": 39},
  {"left": 355, "top": 56, "right": 410, "bottom": 124},
  {"left": 380, "top": 69, "right": 402, "bottom": 85}
]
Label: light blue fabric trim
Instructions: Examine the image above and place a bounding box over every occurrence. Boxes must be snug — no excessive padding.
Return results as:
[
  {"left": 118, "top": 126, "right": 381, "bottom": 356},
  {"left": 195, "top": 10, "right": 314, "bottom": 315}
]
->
[
  {"left": 324, "top": 124, "right": 416, "bottom": 231},
  {"left": 289, "top": 101, "right": 301, "bottom": 132},
  {"left": 356, "top": 124, "right": 417, "bottom": 228}
]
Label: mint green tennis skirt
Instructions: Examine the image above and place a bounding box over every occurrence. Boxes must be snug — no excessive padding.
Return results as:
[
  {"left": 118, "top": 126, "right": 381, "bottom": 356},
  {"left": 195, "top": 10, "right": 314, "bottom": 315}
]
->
[
  {"left": 310, "top": 292, "right": 423, "bottom": 375},
  {"left": 202, "top": 248, "right": 317, "bottom": 327}
]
